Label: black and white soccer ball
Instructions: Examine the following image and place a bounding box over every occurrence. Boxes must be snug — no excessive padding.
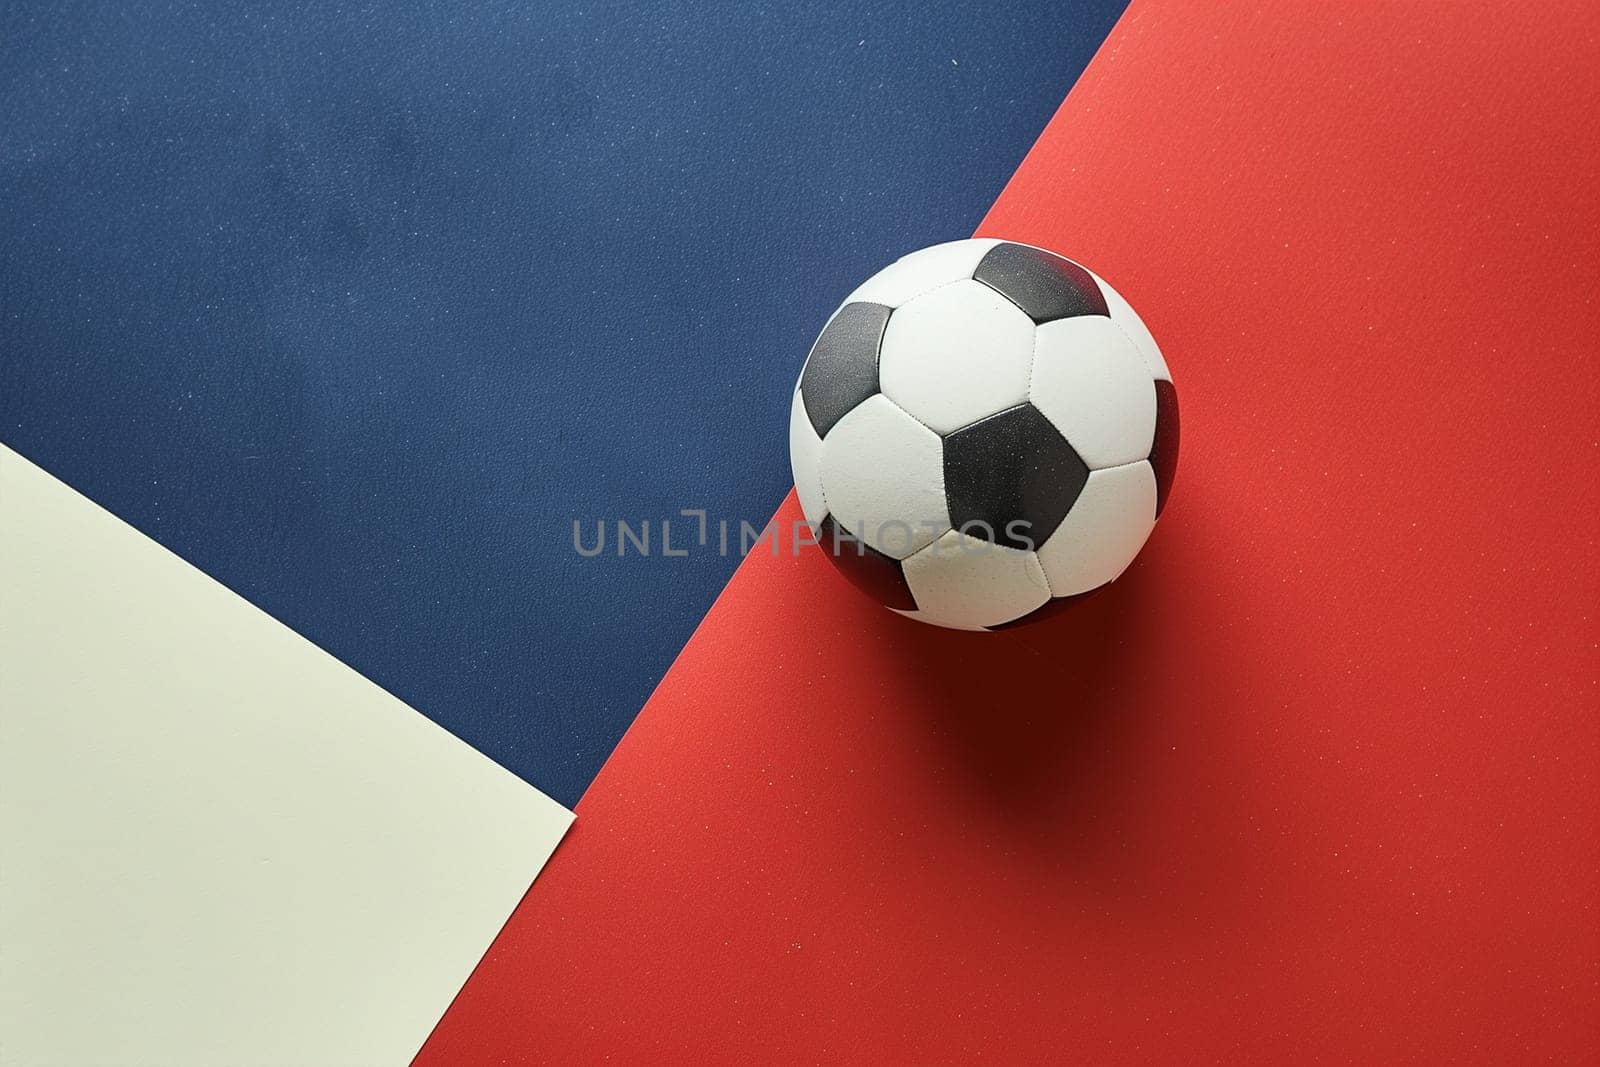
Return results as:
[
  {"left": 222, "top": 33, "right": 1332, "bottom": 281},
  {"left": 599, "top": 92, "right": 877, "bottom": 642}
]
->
[{"left": 789, "top": 239, "right": 1178, "bottom": 631}]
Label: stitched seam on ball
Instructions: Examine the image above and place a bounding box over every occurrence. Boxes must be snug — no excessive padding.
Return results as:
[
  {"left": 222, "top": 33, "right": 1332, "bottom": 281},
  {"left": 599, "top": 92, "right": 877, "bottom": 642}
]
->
[
  {"left": 1036, "top": 551, "right": 1058, "bottom": 599},
  {"left": 1091, "top": 456, "right": 1157, "bottom": 474},
  {"left": 800, "top": 384, "right": 835, "bottom": 530},
  {"left": 1106, "top": 315, "right": 1169, "bottom": 384},
  {"left": 878, "top": 389, "right": 943, "bottom": 440},
  {"left": 893, "top": 274, "right": 972, "bottom": 311},
  {"left": 1024, "top": 317, "right": 1041, "bottom": 411},
  {"left": 878, "top": 240, "right": 998, "bottom": 308},
  {"left": 1022, "top": 320, "right": 1053, "bottom": 592},
  {"left": 814, "top": 428, "right": 832, "bottom": 526}
]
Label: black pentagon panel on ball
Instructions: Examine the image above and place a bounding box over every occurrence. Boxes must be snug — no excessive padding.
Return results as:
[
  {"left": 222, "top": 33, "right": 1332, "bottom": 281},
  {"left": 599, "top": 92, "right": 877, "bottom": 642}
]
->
[
  {"left": 1150, "top": 379, "right": 1180, "bottom": 518},
  {"left": 800, "top": 302, "right": 893, "bottom": 438},
  {"left": 972, "top": 242, "right": 1109, "bottom": 323},
  {"left": 942, "top": 402, "right": 1089, "bottom": 551},
  {"left": 815, "top": 514, "right": 918, "bottom": 612}
]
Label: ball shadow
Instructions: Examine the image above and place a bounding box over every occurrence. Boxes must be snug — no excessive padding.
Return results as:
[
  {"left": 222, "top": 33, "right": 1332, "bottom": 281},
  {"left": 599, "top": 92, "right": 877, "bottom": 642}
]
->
[
  {"left": 869, "top": 499, "right": 1266, "bottom": 931},
  {"left": 878, "top": 559, "right": 1160, "bottom": 830}
]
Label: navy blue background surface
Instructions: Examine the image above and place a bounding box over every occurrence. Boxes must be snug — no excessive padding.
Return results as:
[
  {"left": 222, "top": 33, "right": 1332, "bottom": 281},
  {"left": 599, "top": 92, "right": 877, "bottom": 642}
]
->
[{"left": 1, "top": 1, "right": 1125, "bottom": 805}]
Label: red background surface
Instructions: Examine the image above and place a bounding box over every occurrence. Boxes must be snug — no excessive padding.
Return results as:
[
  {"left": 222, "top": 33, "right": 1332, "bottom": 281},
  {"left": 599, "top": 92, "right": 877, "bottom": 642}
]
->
[{"left": 423, "top": 2, "right": 1599, "bottom": 1060}]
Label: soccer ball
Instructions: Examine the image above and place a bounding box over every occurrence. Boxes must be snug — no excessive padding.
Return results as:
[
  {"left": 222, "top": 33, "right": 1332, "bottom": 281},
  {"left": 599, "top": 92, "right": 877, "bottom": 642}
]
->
[{"left": 789, "top": 239, "right": 1178, "bottom": 631}]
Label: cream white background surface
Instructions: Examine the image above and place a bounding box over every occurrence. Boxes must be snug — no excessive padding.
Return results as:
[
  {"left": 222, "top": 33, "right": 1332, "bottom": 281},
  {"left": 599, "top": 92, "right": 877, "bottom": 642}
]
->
[{"left": 0, "top": 445, "right": 572, "bottom": 1066}]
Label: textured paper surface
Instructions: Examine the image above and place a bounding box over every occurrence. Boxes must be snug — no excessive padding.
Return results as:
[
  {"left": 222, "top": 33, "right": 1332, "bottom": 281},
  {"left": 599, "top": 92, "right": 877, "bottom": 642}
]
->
[{"left": 0, "top": 445, "right": 572, "bottom": 1066}]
